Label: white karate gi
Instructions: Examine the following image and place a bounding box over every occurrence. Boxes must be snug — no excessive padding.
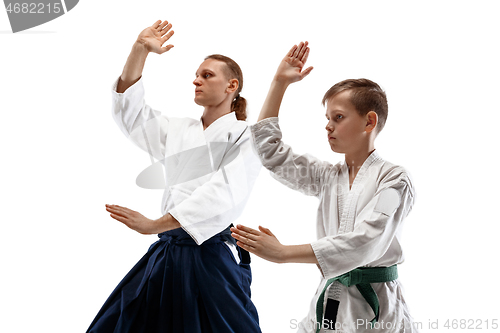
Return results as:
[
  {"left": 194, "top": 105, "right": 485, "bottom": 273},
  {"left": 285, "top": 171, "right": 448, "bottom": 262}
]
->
[
  {"left": 111, "top": 76, "right": 261, "bottom": 248},
  {"left": 251, "top": 117, "right": 418, "bottom": 333}
]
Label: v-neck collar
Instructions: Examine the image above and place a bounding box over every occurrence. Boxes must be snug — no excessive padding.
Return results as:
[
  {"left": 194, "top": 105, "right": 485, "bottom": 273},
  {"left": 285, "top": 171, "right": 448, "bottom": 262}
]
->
[
  {"left": 345, "top": 150, "right": 381, "bottom": 192},
  {"left": 200, "top": 112, "right": 237, "bottom": 134},
  {"left": 337, "top": 150, "right": 381, "bottom": 234}
]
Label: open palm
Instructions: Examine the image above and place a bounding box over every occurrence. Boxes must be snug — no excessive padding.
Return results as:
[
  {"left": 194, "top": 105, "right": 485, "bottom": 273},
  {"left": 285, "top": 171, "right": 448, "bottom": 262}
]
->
[
  {"left": 275, "top": 41, "right": 313, "bottom": 84},
  {"left": 137, "top": 20, "right": 175, "bottom": 54}
]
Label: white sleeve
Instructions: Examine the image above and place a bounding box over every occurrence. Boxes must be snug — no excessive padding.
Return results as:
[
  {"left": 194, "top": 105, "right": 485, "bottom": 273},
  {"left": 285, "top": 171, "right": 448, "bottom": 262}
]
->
[
  {"left": 250, "top": 117, "right": 332, "bottom": 197},
  {"left": 168, "top": 126, "right": 262, "bottom": 245},
  {"left": 111, "top": 76, "right": 168, "bottom": 161},
  {"left": 311, "top": 172, "right": 415, "bottom": 280}
]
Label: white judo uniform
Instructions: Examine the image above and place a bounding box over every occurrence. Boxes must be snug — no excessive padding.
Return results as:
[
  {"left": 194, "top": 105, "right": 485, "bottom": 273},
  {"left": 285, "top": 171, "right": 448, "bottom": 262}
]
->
[
  {"left": 111, "top": 76, "right": 261, "bottom": 246},
  {"left": 251, "top": 117, "right": 418, "bottom": 333}
]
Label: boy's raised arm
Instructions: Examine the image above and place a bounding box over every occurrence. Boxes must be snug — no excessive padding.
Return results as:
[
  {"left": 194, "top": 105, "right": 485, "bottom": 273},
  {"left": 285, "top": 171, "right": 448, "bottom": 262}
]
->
[
  {"left": 257, "top": 42, "right": 313, "bottom": 121},
  {"left": 116, "top": 20, "right": 174, "bottom": 93}
]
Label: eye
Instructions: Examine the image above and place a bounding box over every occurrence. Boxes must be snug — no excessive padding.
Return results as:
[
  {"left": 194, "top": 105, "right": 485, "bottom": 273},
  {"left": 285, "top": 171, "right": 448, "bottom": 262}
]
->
[
  {"left": 204, "top": 73, "right": 212, "bottom": 78},
  {"left": 336, "top": 115, "right": 343, "bottom": 120}
]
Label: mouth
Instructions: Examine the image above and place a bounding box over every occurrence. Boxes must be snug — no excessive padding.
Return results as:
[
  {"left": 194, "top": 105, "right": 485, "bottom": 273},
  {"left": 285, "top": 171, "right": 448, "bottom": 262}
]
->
[
  {"left": 195, "top": 90, "right": 202, "bottom": 94},
  {"left": 328, "top": 135, "right": 336, "bottom": 141}
]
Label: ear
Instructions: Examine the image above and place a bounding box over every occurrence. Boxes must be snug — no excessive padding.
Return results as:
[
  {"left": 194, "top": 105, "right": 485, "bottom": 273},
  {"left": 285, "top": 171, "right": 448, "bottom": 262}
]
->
[
  {"left": 226, "top": 78, "right": 239, "bottom": 94},
  {"left": 365, "top": 111, "right": 378, "bottom": 133}
]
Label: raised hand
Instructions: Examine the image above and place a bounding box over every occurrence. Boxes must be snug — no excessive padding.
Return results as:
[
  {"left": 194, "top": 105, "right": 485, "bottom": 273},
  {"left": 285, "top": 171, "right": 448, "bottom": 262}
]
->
[
  {"left": 274, "top": 41, "right": 313, "bottom": 85},
  {"left": 136, "top": 20, "right": 175, "bottom": 55},
  {"left": 256, "top": 41, "right": 314, "bottom": 121}
]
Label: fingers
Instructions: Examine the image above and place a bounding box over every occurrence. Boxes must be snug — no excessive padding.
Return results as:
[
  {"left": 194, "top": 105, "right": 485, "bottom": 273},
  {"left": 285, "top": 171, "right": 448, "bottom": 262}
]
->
[
  {"left": 152, "top": 20, "right": 173, "bottom": 42},
  {"left": 232, "top": 233, "right": 258, "bottom": 248},
  {"left": 160, "top": 45, "right": 174, "bottom": 54},
  {"left": 301, "top": 45, "right": 310, "bottom": 63},
  {"left": 231, "top": 225, "right": 260, "bottom": 241},
  {"left": 235, "top": 224, "right": 261, "bottom": 236},
  {"left": 297, "top": 41, "right": 308, "bottom": 60},
  {"left": 300, "top": 66, "right": 314, "bottom": 79},
  {"left": 159, "top": 23, "right": 173, "bottom": 37},
  {"left": 152, "top": 20, "right": 162, "bottom": 29},
  {"left": 236, "top": 241, "right": 256, "bottom": 253},
  {"left": 286, "top": 41, "right": 311, "bottom": 63},
  {"left": 258, "top": 226, "right": 275, "bottom": 237},
  {"left": 290, "top": 42, "right": 302, "bottom": 58},
  {"left": 109, "top": 213, "right": 127, "bottom": 224},
  {"left": 158, "top": 22, "right": 174, "bottom": 51},
  {"left": 105, "top": 204, "right": 133, "bottom": 218},
  {"left": 286, "top": 44, "right": 298, "bottom": 57},
  {"left": 155, "top": 20, "right": 169, "bottom": 31},
  {"left": 160, "top": 30, "right": 174, "bottom": 43},
  {"left": 231, "top": 231, "right": 258, "bottom": 250},
  {"left": 290, "top": 41, "right": 307, "bottom": 57}
]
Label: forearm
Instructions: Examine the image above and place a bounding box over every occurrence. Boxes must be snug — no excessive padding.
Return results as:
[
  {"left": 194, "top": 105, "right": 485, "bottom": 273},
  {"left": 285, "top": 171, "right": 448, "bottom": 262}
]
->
[
  {"left": 257, "top": 78, "right": 289, "bottom": 122},
  {"left": 282, "top": 244, "right": 319, "bottom": 264},
  {"left": 116, "top": 42, "right": 150, "bottom": 93}
]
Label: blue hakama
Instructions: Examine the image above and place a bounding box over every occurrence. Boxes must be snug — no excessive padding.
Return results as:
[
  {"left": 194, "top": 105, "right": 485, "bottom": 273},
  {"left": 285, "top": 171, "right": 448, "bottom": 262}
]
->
[{"left": 86, "top": 226, "right": 261, "bottom": 333}]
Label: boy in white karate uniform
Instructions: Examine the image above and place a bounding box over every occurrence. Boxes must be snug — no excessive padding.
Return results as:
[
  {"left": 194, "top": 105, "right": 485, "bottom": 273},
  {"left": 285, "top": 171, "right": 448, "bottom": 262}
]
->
[{"left": 231, "top": 42, "right": 418, "bottom": 332}]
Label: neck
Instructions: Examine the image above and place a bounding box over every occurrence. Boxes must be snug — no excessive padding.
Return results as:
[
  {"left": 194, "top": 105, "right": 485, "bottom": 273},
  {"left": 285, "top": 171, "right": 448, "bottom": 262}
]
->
[
  {"left": 344, "top": 143, "right": 376, "bottom": 181},
  {"left": 201, "top": 100, "right": 233, "bottom": 130}
]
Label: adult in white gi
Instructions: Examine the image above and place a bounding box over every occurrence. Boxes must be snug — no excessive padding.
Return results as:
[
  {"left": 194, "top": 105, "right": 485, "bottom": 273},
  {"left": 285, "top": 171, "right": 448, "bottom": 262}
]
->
[
  {"left": 87, "top": 20, "right": 262, "bottom": 333},
  {"left": 231, "top": 42, "right": 418, "bottom": 333}
]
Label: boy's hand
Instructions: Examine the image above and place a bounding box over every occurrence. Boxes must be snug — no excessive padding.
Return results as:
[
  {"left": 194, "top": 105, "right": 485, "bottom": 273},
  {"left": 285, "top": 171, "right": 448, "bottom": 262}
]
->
[
  {"left": 136, "top": 20, "right": 175, "bottom": 55},
  {"left": 274, "top": 41, "right": 313, "bottom": 85},
  {"left": 231, "top": 224, "right": 286, "bottom": 263}
]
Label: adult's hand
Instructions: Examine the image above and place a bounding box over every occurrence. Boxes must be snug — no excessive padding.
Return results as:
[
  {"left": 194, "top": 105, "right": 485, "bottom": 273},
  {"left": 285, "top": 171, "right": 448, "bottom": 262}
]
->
[
  {"left": 106, "top": 204, "right": 162, "bottom": 235},
  {"left": 136, "top": 19, "right": 175, "bottom": 55}
]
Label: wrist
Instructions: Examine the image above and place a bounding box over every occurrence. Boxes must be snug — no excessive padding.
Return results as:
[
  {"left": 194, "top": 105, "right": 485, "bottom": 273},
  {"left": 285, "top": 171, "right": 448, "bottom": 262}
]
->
[
  {"left": 154, "top": 213, "right": 181, "bottom": 232},
  {"left": 281, "top": 245, "right": 292, "bottom": 263},
  {"left": 269, "top": 79, "right": 290, "bottom": 98},
  {"left": 272, "top": 75, "right": 291, "bottom": 88},
  {"left": 133, "top": 39, "right": 150, "bottom": 54},
  {"left": 282, "top": 244, "right": 318, "bottom": 264},
  {"left": 129, "top": 41, "right": 150, "bottom": 63},
  {"left": 153, "top": 214, "right": 170, "bottom": 233}
]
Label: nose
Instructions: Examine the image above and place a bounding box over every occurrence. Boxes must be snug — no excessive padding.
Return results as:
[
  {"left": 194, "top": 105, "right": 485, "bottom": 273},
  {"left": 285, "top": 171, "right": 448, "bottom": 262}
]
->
[
  {"left": 193, "top": 77, "right": 201, "bottom": 86},
  {"left": 325, "top": 121, "right": 334, "bottom": 132}
]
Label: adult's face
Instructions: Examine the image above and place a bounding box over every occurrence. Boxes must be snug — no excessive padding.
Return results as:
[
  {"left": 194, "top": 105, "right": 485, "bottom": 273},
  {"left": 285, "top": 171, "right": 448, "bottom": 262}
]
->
[{"left": 193, "top": 59, "right": 233, "bottom": 107}]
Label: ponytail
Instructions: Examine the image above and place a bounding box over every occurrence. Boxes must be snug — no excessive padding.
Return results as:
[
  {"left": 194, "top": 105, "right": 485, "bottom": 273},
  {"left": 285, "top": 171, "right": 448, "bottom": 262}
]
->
[{"left": 231, "top": 94, "right": 247, "bottom": 121}]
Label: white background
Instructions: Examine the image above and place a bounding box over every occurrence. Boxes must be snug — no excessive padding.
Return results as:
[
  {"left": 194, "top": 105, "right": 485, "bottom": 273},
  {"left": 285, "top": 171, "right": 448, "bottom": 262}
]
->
[{"left": 1, "top": 1, "right": 499, "bottom": 332}]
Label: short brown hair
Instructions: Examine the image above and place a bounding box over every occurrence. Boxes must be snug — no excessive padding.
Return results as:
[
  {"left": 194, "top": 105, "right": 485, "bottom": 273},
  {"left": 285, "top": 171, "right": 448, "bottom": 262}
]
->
[
  {"left": 205, "top": 54, "right": 247, "bottom": 121},
  {"left": 322, "top": 79, "right": 388, "bottom": 133}
]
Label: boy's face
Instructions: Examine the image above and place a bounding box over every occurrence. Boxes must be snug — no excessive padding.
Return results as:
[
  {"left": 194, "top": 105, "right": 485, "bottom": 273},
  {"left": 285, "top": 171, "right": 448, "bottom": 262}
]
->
[
  {"left": 193, "top": 59, "right": 234, "bottom": 107},
  {"left": 325, "top": 90, "right": 370, "bottom": 154}
]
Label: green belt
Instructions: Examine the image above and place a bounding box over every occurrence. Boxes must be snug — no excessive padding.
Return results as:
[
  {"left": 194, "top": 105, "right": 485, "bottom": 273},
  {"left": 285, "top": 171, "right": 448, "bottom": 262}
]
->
[{"left": 315, "top": 265, "right": 398, "bottom": 332}]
